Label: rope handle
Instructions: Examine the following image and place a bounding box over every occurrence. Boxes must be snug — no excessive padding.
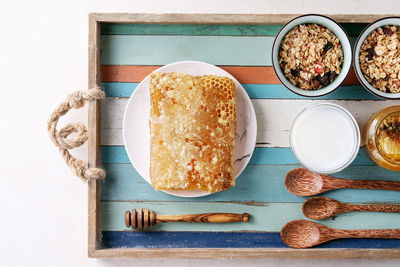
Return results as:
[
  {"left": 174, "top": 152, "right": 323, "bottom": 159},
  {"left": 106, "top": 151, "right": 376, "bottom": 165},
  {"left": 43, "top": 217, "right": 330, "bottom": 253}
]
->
[{"left": 47, "top": 89, "right": 106, "bottom": 181}]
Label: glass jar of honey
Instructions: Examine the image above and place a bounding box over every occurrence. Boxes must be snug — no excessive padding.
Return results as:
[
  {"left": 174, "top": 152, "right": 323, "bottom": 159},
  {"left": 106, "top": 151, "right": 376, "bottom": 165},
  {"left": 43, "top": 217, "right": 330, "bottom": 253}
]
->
[{"left": 364, "top": 106, "right": 400, "bottom": 171}]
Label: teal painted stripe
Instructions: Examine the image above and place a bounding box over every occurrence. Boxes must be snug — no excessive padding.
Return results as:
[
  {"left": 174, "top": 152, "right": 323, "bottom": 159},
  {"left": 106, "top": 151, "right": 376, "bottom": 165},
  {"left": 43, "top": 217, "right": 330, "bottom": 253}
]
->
[
  {"left": 102, "top": 82, "right": 135, "bottom": 97},
  {"left": 101, "top": 201, "right": 400, "bottom": 232},
  {"left": 100, "top": 146, "right": 375, "bottom": 165},
  {"left": 101, "top": 35, "right": 357, "bottom": 66},
  {"left": 250, "top": 147, "right": 374, "bottom": 165},
  {"left": 101, "top": 35, "right": 274, "bottom": 66},
  {"left": 100, "top": 23, "right": 367, "bottom": 37},
  {"left": 100, "top": 164, "right": 400, "bottom": 202},
  {"left": 101, "top": 82, "right": 380, "bottom": 100},
  {"left": 100, "top": 24, "right": 284, "bottom": 36},
  {"left": 101, "top": 146, "right": 129, "bottom": 164}
]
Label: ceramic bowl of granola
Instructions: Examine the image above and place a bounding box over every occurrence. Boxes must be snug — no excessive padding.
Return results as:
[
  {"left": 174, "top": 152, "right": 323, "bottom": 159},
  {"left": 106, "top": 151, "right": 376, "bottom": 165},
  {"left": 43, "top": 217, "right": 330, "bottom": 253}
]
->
[
  {"left": 354, "top": 17, "right": 400, "bottom": 99},
  {"left": 272, "top": 14, "right": 352, "bottom": 97}
]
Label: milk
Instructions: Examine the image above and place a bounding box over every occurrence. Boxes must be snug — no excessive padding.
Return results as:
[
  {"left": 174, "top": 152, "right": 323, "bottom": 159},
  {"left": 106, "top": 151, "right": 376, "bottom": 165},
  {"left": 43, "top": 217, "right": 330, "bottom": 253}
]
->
[{"left": 291, "top": 103, "right": 360, "bottom": 173}]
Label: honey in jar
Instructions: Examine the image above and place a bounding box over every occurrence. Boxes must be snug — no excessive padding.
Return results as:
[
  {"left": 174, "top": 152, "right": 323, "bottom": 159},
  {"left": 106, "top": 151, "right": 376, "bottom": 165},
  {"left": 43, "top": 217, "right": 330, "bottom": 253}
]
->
[{"left": 364, "top": 106, "right": 400, "bottom": 171}]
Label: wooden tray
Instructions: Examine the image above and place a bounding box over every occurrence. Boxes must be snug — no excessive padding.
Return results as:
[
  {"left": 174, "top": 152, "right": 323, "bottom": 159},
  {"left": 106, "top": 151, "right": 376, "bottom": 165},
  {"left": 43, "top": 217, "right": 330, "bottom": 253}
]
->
[{"left": 88, "top": 13, "right": 400, "bottom": 259}]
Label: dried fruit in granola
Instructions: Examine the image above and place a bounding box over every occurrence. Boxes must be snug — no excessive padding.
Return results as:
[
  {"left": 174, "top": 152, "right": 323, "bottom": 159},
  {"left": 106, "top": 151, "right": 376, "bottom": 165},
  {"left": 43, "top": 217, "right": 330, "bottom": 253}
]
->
[
  {"left": 359, "top": 25, "right": 400, "bottom": 94},
  {"left": 278, "top": 24, "right": 344, "bottom": 90}
]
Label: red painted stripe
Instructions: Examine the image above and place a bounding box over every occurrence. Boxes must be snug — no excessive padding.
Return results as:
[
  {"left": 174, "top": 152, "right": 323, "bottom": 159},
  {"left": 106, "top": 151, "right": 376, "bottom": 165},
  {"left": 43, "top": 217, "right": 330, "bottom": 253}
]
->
[{"left": 101, "top": 65, "right": 360, "bottom": 85}]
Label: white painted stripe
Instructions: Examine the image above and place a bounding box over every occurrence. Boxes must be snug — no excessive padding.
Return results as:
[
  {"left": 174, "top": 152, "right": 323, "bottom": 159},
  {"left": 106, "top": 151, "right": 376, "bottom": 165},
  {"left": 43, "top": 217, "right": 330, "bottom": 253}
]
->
[{"left": 100, "top": 98, "right": 398, "bottom": 147}]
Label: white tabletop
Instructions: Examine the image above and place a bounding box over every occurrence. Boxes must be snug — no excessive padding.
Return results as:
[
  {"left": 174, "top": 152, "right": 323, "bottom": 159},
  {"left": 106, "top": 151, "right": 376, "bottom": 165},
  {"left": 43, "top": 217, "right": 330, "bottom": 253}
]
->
[{"left": 0, "top": 0, "right": 398, "bottom": 266}]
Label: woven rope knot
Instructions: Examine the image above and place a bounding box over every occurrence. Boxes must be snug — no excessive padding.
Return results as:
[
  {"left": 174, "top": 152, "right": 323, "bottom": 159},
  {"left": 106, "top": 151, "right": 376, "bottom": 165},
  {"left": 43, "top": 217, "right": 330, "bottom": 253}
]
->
[
  {"left": 48, "top": 89, "right": 106, "bottom": 181},
  {"left": 58, "top": 122, "right": 88, "bottom": 149}
]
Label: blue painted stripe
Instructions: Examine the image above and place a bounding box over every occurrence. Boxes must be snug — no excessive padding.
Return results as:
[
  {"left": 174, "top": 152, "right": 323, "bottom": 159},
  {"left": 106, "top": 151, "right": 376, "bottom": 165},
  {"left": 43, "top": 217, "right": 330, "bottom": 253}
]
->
[
  {"left": 101, "top": 82, "right": 381, "bottom": 100},
  {"left": 101, "top": 231, "right": 400, "bottom": 249},
  {"left": 100, "top": 146, "right": 375, "bottom": 165}
]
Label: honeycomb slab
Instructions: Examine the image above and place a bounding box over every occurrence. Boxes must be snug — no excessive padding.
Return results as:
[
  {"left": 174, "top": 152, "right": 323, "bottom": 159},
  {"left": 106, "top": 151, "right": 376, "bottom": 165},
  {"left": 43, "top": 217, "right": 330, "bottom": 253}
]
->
[{"left": 149, "top": 72, "right": 236, "bottom": 193}]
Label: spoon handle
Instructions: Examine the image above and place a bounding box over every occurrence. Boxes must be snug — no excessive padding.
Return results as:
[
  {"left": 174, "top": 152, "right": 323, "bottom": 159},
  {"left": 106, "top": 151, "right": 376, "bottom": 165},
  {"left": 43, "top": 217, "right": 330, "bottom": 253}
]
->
[
  {"left": 341, "top": 179, "right": 400, "bottom": 191},
  {"left": 335, "top": 229, "right": 400, "bottom": 239},
  {"left": 351, "top": 204, "right": 400, "bottom": 213}
]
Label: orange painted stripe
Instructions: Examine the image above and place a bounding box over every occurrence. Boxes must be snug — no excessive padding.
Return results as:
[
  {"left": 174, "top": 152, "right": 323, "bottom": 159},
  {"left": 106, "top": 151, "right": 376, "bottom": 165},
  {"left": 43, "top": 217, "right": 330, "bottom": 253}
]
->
[{"left": 101, "top": 65, "right": 360, "bottom": 85}]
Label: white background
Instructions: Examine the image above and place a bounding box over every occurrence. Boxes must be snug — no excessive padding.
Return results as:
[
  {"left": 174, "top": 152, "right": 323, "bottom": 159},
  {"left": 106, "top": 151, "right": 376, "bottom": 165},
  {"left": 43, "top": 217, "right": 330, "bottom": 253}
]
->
[{"left": 1, "top": 0, "right": 399, "bottom": 266}]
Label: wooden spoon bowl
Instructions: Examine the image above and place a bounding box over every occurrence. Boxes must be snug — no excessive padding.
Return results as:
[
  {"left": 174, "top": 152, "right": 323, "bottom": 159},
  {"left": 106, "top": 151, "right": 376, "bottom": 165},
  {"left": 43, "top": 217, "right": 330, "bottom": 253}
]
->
[
  {"left": 303, "top": 196, "right": 400, "bottom": 220},
  {"left": 285, "top": 168, "right": 323, "bottom": 196},
  {"left": 285, "top": 168, "right": 400, "bottom": 197},
  {"left": 281, "top": 220, "right": 322, "bottom": 248},
  {"left": 281, "top": 219, "right": 400, "bottom": 248},
  {"left": 302, "top": 197, "right": 342, "bottom": 220}
]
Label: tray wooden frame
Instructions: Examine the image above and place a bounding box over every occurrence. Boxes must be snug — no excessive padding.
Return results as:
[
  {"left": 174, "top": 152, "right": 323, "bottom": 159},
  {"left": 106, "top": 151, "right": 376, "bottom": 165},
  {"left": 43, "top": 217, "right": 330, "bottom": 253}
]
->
[{"left": 87, "top": 13, "right": 400, "bottom": 259}]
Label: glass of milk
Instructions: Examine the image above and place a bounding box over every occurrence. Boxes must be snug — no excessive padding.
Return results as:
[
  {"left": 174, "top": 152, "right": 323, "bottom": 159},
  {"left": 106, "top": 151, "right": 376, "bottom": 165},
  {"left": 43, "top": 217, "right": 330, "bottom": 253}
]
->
[{"left": 290, "top": 103, "right": 360, "bottom": 174}]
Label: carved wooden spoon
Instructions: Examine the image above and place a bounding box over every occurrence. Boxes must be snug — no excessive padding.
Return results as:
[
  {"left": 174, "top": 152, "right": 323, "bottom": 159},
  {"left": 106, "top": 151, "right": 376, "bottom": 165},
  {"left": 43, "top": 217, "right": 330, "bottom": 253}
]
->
[
  {"left": 302, "top": 196, "right": 400, "bottom": 220},
  {"left": 281, "top": 219, "right": 400, "bottom": 248},
  {"left": 285, "top": 168, "right": 400, "bottom": 197}
]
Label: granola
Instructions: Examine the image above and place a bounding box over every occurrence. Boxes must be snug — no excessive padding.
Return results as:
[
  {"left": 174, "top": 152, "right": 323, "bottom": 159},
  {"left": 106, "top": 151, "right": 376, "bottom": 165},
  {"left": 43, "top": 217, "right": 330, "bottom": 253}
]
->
[
  {"left": 279, "top": 24, "right": 343, "bottom": 90},
  {"left": 359, "top": 25, "right": 400, "bottom": 94}
]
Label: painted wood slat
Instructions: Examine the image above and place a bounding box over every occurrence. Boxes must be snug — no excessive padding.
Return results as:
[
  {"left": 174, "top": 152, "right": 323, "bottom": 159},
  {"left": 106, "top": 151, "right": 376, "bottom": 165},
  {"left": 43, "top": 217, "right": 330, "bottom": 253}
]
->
[
  {"left": 99, "top": 98, "right": 399, "bottom": 147},
  {"left": 100, "top": 24, "right": 285, "bottom": 36},
  {"left": 101, "top": 35, "right": 274, "bottom": 66},
  {"left": 101, "top": 35, "right": 357, "bottom": 65},
  {"left": 98, "top": 22, "right": 399, "bottom": 253},
  {"left": 100, "top": 65, "right": 360, "bottom": 85},
  {"left": 101, "top": 231, "right": 400, "bottom": 249},
  {"left": 101, "top": 201, "right": 400, "bottom": 232},
  {"left": 101, "top": 82, "right": 379, "bottom": 100},
  {"left": 101, "top": 164, "right": 400, "bottom": 203},
  {"left": 100, "top": 146, "right": 374, "bottom": 165},
  {"left": 100, "top": 23, "right": 368, "bottom": 37}
]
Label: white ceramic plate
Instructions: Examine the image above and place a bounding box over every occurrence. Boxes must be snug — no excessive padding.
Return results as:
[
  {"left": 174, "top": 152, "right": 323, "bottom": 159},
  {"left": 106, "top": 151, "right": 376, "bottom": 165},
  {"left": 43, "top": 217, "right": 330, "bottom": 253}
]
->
[{"left": 123, "top": 61, "right": 257, "bottom": 198}]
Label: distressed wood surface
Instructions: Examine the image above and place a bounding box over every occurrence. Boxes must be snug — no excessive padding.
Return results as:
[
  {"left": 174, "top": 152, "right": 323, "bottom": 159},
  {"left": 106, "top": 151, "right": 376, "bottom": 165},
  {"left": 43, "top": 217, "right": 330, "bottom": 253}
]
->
[
  {"left": 100, "top": 98, "right": 399, "bottom": 147},
  {"left": 91, "top": 13, "right": 399, "bottom": 24},
  {"left": 89, "top": 13, "right": 400, "bottom": 258},
  {"left": 100, "top": 147, "right": 375, "bottom": 165},
  {"left": 102, "top": 82, "right": 379, "bottom": 100},
  {"left": 88, "top": 15, "right": 102, "bottom": 257},
  {"left": 100, "top": 23, "right": 367, "bottom": 36},
  {"left": 100, "top": 164, "right": 400, "bottom": 202},
  {"left": 100, "top": 66, "right": 360, "bottom": 85},
  {"left": 88, "top": 246, "right": 400, "bottom": 259},
  {"left": 101, "top": 35, "right": 357, "bottom": 65},
  {"left": 101, "top": 201, "right": 400, "bottom": 232}
]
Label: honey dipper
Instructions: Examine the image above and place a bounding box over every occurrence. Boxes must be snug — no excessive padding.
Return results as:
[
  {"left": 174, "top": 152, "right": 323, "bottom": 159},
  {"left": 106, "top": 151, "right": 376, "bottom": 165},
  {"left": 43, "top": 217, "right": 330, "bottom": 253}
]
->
[{"left": 125, "top": 209, "right": 250, "bottom": 230}]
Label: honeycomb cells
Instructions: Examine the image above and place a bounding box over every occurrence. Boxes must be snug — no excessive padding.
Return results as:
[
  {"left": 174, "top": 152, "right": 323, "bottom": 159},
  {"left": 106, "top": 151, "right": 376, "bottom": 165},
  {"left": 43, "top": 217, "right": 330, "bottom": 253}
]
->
[
  {"left": 149, "top": 72, "right": 237, "bottom": 193},
  {"left": 201, "top": 76, "right": 235, "bottom": 125}
]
